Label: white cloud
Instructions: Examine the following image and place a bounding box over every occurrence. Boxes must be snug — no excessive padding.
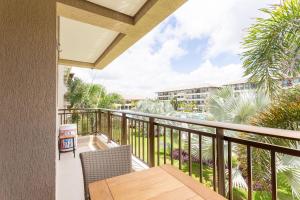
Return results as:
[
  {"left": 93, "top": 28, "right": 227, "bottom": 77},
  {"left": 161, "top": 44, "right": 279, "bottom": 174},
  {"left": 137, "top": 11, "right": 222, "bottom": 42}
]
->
[
  {"left": 71, "top": 0, "right": 278, "bottom": 99},
  {"left": 172, "top": 0, "right": 278, "bottom": 58},
  {"left": 71, "top": 59, "right": 244, "bottom": 99}
]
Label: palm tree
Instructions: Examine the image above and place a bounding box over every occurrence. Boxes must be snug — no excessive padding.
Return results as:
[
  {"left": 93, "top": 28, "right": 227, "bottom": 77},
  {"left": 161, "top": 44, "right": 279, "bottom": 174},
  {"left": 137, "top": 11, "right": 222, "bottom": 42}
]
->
[
  {"left": 97, "top": 92, "right": 124, "bottom": 109},
  {"left": 205, "top": 87, "right": 270, "bottom": 124},
  {"left": 201, "top": 87, "right": 300, "bottom": 199},
  {"left": 183, "top": 87, "right": 269, "bottom": 163},
  {"left": 170, "top": 97, "right": 179, "bottom": 110},
  {"left": 183, "top": 87, "right": 268, "bottom": 196},
  {"left": 64, "top": 76, "right": 124, "bottom": 134},
  {"left": 242, "top": 0, "right": 300, "bottom": 96},
  {"left": 65, "top": 77, "right": 89, "bottom": 108},
  {"left": 65, "top": 77, "right": 124, "bottom": 109},
  {"left": 250, "top": 86, "right": 300, "bottom": 199}
]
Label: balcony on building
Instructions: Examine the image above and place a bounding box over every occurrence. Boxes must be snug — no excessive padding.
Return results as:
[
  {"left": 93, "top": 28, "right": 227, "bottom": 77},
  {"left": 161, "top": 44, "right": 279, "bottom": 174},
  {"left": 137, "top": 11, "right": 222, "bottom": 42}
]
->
[{"left": 1, "top": 0, "right": 300, "bottom": 200}]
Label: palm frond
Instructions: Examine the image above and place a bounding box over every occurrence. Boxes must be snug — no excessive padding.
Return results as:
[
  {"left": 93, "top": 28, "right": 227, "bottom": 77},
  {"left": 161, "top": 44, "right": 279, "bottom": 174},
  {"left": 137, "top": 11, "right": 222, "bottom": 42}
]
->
[{"left": 241, "top": 0, "right": 300, "bottom": 96}]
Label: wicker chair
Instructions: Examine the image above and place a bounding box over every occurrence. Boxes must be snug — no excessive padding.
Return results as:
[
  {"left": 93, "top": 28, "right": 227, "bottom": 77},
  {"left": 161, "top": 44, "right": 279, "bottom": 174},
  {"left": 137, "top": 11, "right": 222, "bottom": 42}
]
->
[{"left": 79, "top": 145, "right": 132, "bottom": 200}]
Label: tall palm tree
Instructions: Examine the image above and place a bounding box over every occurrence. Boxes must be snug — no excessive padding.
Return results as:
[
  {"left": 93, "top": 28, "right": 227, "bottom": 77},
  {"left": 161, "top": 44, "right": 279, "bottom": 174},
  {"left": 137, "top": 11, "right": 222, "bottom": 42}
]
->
[
  {"left": 200, "top": 87, "right": 300, "bottom": 199},
  {"left": 242, "top": 0, "right": 300, "bottom": 96}
]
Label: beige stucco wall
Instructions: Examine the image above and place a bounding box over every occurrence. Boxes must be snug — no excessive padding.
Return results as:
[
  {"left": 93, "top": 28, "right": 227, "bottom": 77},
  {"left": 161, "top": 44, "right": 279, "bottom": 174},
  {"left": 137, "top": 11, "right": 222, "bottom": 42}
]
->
[
  {"left": 0, "top": 1, "right": 56, "bottom": 199},
  {"left": 57, "top": 65, "right": 68, "bottom": 109}
]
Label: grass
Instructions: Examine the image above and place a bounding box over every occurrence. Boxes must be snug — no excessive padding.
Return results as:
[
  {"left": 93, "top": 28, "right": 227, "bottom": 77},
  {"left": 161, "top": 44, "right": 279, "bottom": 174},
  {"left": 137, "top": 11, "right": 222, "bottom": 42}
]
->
[{"left": 129, "top": 131, "right": 216, "bottom": 188}]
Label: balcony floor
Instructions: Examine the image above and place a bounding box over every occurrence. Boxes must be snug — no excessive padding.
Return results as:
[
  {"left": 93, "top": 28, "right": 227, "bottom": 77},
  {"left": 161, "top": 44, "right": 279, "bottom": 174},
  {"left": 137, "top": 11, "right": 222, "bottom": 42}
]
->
[{"left": 56, "top": 135, "right": 148, "bottom": 200}]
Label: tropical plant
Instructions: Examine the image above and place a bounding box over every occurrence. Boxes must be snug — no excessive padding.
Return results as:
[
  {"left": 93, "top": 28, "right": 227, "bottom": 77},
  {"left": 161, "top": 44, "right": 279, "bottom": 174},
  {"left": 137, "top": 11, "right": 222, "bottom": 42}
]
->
[
  {"left": 191, "top": 87, "right": 300, "bottom": 199},
  {"left": 178, "top": 101, "right": 198, "bottom": 112},
  {"left": 134, "top": 99, "right": 175, "bottom": 114},
  {"left": 83, "top": 83, "right": 106, "bottom": 108},
  {"left": 242, "top": 0, "right": 300, "bottom": 96},
  {"left": 185, "top": 87, "right": 269, "bottom": 163},
  {"left": 251, "top": 86, "right": 300, "bottom": 130},
  {"left": 202, "top": 86, "right": 300, "bottom": 199},
  {"left": 64, "top": 76, "right": 124, "bottom": 134},
  {"left": 170, "top": 97, "right": 179, "bottom": 110},
  {"left": 65, "top": 77, "right": 89, "bottom": 108},
  {"left": 65, "top": 77, "right": 124, "bottom": 109},
  {"left": 205, "top": 87, "right": 270, "bottom": 124},
  {"left": 97, "top": 92, "right": 124, "bottom": 109},
  {"left": 249, "top": 86, "right": 300, "bottom": 199}
]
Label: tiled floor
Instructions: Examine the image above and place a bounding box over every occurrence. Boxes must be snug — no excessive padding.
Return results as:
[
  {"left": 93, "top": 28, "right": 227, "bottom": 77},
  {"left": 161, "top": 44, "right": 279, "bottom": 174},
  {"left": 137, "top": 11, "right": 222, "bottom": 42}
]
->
[
  {"left": 56, "top": 136, "right": 97, "bottom": 200},
  {"left": 56, "top": 135, "right": 148, "bottom": 200}
]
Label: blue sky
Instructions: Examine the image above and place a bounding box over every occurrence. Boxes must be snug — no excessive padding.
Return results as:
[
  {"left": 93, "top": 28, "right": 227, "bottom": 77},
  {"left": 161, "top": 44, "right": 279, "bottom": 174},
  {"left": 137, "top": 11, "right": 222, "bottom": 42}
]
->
[
  {"left": 71, "top": 0, "right": 278, "bottom": 98},
  {"left": 171, "top": 37, "right": 208, "bottom": 73}
]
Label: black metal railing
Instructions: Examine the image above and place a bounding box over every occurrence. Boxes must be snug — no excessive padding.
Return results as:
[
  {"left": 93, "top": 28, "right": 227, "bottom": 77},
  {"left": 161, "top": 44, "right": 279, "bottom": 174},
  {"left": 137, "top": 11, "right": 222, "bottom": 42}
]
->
[{"left": 58, "top": 108, "right": 300, "bottom": 200}]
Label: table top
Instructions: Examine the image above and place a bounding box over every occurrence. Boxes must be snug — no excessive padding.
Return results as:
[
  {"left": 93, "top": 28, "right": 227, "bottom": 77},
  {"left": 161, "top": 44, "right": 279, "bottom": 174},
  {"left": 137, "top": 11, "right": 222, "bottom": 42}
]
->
[{"left": 89, "top": 164, "right": 226, "bottom": 200}]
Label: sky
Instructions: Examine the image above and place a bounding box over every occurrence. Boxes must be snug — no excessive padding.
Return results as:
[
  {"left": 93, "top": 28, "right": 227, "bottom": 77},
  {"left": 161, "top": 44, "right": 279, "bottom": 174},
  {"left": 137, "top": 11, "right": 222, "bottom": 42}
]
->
[{"left": 71, "top": 0, "right": 279, "bottom": 99}]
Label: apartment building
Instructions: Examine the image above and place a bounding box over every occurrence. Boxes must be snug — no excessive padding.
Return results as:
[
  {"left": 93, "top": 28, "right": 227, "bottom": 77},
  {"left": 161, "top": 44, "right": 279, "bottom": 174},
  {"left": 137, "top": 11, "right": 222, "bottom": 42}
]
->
[
  {"left": 224, "top": 79, "right": 257, "bottom": 96},
  {"left": 225, "top": 77, "right": 300, "bottom": 95},
  {"left": 157, "top": 84, "right": 220, "bottom": 112},
  {"left": 157, "top": 77, "right": 300, "bottom": 112}
]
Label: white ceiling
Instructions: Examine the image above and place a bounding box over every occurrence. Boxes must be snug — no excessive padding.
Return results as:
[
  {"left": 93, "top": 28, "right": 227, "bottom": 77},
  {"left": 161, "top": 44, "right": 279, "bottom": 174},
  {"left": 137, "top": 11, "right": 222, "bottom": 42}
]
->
[
  {"left": 86, "top": 0, "right": 147, "bottom": 16},
  {"left": 59, "top": 17, "right": 119, "bottom": 63}
]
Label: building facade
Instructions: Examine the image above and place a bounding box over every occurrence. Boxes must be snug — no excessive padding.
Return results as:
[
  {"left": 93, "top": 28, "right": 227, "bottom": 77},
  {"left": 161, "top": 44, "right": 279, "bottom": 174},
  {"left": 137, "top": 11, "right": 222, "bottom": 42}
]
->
[
  {"left": 157, "top": 85, "right": 220, "bottom": 112},
  {"left": 223, "top": 80, "right": 257, "bottom": 96},
  {"left": 225, "top": 77, "right": 300, "bottom": 95},
  {"left": 157, "top": 77, "right": 300, "bottom": 112}
]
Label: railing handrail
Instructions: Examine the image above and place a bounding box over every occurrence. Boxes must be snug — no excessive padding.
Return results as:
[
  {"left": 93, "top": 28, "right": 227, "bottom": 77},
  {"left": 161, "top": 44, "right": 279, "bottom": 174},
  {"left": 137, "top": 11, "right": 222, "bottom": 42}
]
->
[
  {"left": 58, "top": 108, "right": 300, "bottom": 141},
  {"left": 58, "top": 107, "right": 300, "bottom": 198}
]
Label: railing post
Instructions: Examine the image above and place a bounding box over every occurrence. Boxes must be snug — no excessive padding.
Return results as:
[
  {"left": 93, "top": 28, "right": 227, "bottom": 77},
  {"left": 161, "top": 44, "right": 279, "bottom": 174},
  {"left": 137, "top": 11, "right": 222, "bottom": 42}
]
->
[
  {"left": 148, "top": 117, "right": 155, "bottom": 167},
  {"left": 121, "top": 113, "right": 127, "bottom": 145},
  {"left": 91, "top": 112, "right": 94, "bottom": 134},
  {"left": 216, "top": 128, "right": 225, "bottom": 196},
  {"left": 63, "top": 109, "right": 66, "bottom": 124},
  {"left": 107, "top": 111, "right": 112, "bottom": 142},
  {"left": 99, "top": 110, "right": 102, "bottom": 133},
  {"left": 95, "top": 110, "right": 98, "bottom": 134}
]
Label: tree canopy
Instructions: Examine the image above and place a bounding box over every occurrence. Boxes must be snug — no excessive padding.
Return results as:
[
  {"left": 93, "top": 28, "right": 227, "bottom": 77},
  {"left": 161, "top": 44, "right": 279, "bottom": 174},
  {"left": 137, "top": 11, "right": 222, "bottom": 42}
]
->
[
  {"left": 251, "top": 86, "right": 300, "bottom": 130},
  {"left": 205, "top": 87, "right": 270, "bottom": 124},
  {"left": 242, "top": 0, "right": 300, "bottom": 96},
  {"left": 65, "top": 77, "right": 124, "bottom": 109}
]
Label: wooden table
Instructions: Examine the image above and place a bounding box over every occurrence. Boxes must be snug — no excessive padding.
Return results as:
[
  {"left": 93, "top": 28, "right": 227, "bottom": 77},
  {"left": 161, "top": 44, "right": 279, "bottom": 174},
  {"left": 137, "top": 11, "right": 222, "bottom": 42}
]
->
[{"left": 89, "top": 165, "right": 226, "bottom": 200}]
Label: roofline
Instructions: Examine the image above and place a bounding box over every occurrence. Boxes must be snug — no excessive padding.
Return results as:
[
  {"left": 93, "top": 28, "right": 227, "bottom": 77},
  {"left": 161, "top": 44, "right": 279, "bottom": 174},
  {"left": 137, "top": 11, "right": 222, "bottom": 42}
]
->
[
  {"left": 156, "top": 85, "right": 221, "bottom": 93},
  {"left": 57, "top": 0, "right": 187, "bottom": 69}
]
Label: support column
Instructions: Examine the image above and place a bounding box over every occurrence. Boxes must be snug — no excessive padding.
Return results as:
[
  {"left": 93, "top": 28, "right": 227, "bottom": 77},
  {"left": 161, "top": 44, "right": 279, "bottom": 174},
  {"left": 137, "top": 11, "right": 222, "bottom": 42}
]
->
[{"left": 0, "top": 1, "right": 57, "bottom": 199}]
